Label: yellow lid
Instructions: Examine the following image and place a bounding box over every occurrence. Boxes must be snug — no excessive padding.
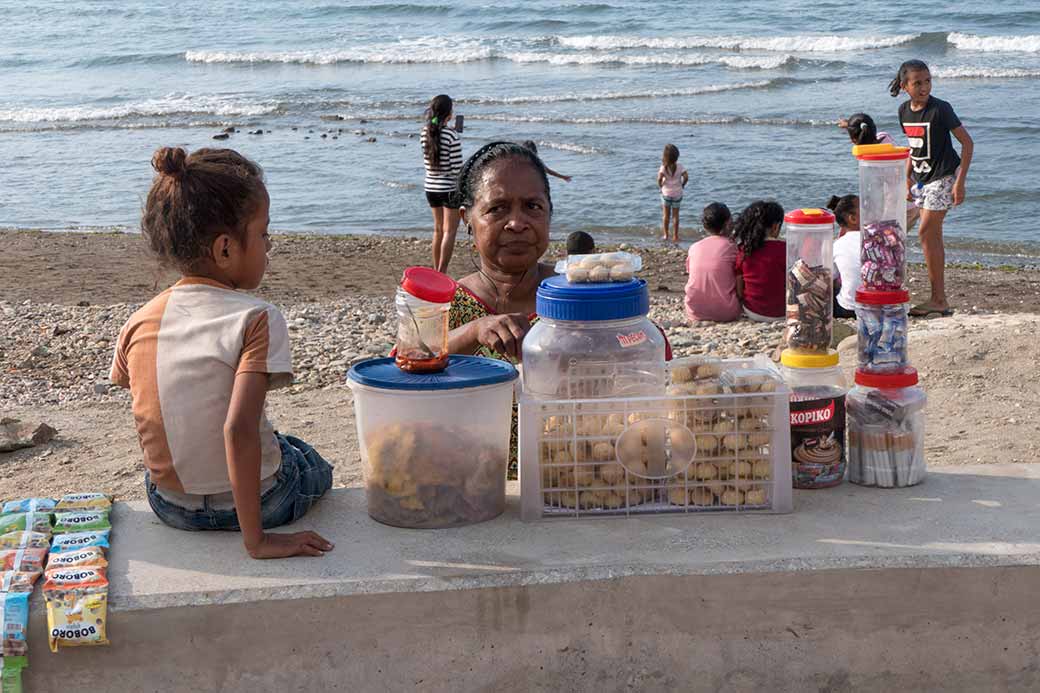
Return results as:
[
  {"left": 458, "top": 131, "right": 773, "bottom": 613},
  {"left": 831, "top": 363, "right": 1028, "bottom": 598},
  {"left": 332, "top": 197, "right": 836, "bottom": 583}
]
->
[
  {"left": 852, "top": 143, "right": 912, "bottom": 159},
  {"left": 780, "top": 349, "right": 840, "bottom": 369}
]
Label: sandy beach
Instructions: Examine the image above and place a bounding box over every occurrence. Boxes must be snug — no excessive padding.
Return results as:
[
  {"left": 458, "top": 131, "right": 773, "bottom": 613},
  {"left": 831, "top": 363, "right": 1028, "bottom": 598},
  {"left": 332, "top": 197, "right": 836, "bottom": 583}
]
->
[{"left": 1, "top": 229, "right": 1039, "bottom": 501}]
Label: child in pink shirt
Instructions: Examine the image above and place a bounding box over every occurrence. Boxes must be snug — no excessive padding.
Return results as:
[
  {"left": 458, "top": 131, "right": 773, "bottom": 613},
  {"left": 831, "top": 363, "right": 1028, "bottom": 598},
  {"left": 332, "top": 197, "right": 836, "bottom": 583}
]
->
[{"left": 684, "top": 203, "right": 740, "bottom": 322}]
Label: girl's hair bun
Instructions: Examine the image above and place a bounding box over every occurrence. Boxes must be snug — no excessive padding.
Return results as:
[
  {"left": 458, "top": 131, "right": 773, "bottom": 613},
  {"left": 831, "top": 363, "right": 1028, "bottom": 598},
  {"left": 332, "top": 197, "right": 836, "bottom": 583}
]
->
[
  {"left": 826, "top": 195, "right": 841, "bottom": 210},
  {"left": 152, "top": 147, "right": 188, "bottom": 178}
]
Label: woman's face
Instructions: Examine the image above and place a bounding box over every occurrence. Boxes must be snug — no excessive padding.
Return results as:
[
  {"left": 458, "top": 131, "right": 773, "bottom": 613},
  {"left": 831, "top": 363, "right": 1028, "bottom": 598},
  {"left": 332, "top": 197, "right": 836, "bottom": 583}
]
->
[{"left": 464, "top": 157, "right": 551, "bottom": 273}]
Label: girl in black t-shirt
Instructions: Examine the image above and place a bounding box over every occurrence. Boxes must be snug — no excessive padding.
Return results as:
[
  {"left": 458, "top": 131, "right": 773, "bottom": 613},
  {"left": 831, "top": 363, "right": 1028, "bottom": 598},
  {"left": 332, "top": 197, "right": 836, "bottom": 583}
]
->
[{"left": 889, "top": 59, "right": 974, "bottom": 317}]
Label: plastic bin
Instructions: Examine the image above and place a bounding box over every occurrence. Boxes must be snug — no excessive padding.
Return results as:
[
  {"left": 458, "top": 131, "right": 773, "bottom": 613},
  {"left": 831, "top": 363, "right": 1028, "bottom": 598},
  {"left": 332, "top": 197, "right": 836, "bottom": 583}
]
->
[
  {"left": 522, "top": 276, "right": 666, "bottom": 399},
  {"left": 856, "top": 289, "right": 910, "bottom": 373},
  {"left": 854, "top": 144, "right": 911, "bottom": 291},
  {"left": 784, "top": 208, "right": 836, "bottom": 354},
  {"left": 847, "top": 368, "right": 926, "bottom": 487},
  {"left": 518, "top": 355, "right": 792, "bottom": 520},
  {"left": 394, "top": 267, "right": 456, "bottom": 373},
  {"left": 347, "top": 356, "right": 517, "bottom": 528}
]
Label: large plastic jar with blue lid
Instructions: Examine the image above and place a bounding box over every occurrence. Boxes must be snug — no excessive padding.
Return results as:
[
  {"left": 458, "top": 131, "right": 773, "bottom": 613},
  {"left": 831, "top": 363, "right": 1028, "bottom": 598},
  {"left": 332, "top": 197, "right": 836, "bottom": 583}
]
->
[
  {"left": 522, "top": 276, "right": 665, "bottom": 399},
  {"left": 347, "top": 355, "right": 518, "bottom": 528}
]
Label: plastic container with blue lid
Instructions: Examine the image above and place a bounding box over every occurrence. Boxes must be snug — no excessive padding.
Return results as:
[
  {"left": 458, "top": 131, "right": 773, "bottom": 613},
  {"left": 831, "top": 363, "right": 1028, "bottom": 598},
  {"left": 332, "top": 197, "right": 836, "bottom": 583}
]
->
[
  {"left": 346, "top": 355, "right": 517, "bottom": 528},
  {"left": 523, "top": 276, "right": 665, "bottom": 399}
]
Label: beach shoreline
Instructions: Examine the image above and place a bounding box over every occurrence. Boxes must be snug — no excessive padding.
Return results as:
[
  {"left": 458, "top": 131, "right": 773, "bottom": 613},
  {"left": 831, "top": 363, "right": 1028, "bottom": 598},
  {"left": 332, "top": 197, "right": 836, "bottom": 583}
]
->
[{"left": 1, "top": 229, "right": 1038, "bottom": 501}]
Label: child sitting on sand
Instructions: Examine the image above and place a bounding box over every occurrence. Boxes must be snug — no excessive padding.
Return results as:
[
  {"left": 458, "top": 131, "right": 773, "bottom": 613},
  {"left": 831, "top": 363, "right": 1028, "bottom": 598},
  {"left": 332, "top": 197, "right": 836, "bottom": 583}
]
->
[
  {"left": 828, "top": 194, "right": 860, "bottom": 319},
  {"left": 732, "top": 201, "right": 786, "bottom": 322},
  {"left": 566, "top": 230, "right": 595, "bottom": 255},
  {"left": 684, "top": 202, "right": 740, "bottom": 323},
  {"left": 657, "top": 144, "right": 688, "bottom": 242},
  {"left": 111, "top": 147, "right": 334, "bottom": 560}
]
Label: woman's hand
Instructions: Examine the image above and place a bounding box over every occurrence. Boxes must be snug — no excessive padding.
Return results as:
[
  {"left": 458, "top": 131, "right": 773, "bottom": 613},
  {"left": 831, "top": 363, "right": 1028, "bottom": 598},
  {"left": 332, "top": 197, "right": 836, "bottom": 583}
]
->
[
  {"left": 475, "top": 313, "right": 531, "bottom": 359},
  {"left": 838, "top": 118, "right": 849, "bottom": 129},
  {"left": 953, "top": 180, "right": 967, "bottom": 206},
  {"left": 247, "top": 530, "right": 334, "bottom": 559}
]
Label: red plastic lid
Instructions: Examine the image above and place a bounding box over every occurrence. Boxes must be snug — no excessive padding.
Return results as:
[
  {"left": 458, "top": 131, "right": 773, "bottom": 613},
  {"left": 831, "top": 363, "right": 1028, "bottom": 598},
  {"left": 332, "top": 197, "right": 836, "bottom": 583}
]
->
[
  {"left": 855, "top": 289, "right": 910, "bottom": 305},
  {"left": 784, "top": 208, "right": 835, "bottom": 225},
  {"left": 855, "top": 367, "right": 919, "bottom": 389},
  {"left": 858, "top": 151, "right": 910, "bottom": 161},
  {"left": 400, "top": 267, "right": 457, "bottom": 304}
]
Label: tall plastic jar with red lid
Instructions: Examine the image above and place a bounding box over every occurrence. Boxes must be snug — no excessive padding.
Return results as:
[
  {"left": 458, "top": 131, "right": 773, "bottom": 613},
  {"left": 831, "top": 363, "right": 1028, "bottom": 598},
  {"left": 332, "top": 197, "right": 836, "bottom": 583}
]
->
[
  {"left": 853, "top": 144, "right": 911, "bottom": 291},
  {"left": 847, "top": 368, "right": 926, "bottom": 487},
  {"left": 855, "top": 289, "right": 910, "bottom": 373},
  {"left": 784, "top": 208, "right": 836, "bottom": 354},
  {"left": 394, "top": 267, "right": 457, "bottom": 373}
]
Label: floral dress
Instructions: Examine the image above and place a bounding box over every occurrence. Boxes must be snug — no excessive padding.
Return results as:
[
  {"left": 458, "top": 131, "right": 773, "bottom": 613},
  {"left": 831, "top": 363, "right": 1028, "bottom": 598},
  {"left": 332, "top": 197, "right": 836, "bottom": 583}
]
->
[{"left": 448, "top": 286, "right": 537, "bottom": 478}]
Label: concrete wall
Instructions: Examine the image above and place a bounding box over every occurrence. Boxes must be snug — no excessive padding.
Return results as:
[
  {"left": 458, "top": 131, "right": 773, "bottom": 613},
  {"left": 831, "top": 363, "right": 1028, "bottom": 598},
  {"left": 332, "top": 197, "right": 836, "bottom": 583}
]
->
[{"left": 27, "top": 565, "right": 1040, "bottom": 692}]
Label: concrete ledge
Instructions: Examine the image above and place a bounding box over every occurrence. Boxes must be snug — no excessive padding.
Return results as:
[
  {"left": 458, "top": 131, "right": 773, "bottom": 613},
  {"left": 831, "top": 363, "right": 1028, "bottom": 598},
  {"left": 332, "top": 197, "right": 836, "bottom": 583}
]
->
[{"left": 26, "top": 464, "right": 1040, "bottom": 691}]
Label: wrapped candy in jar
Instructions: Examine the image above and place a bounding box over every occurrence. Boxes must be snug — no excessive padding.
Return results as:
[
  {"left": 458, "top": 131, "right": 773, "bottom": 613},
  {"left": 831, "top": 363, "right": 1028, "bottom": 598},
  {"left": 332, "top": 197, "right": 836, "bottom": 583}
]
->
[
  {"left": 394, "top": 267, "right": 457, "bottom": 373},
  {"left": 783, "top": 208, "right": 836, "bottom": 354},
  {"left": 853, "top": 145, "right": 910, "bottom": 291},
  {"left": 855, "top": 289, "right": 910, "bottom": 373},
  {"left": 847, "top": 368, "right": 926, "bottom": 488},
  {"left": 780, "top": 350, "right": 847, "bottom": 489}
]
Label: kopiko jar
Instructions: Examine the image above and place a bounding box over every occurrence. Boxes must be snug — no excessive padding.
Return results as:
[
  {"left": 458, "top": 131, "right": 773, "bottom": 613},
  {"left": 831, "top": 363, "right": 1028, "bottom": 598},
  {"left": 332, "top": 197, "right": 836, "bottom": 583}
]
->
[
  {"left": 855, "top": 289, "right": 910, "bottom": 373},
  {"left": 394, "top": 267, "right": 457, "bottom": 373},
  {"left": 522, "top": 276, "right": 665, "bottom": 399},
  {"left": 784, "top": 208, "right": 836, "bottom": 354},
  {"left": 780, "top": 349, "right": 847, "bottom": 489},
  {"left": 853, "top": 144, "right": 911, "bottom": 291},
  {"left": 847, "top": 368, "right": 926, "bottom": 488}
]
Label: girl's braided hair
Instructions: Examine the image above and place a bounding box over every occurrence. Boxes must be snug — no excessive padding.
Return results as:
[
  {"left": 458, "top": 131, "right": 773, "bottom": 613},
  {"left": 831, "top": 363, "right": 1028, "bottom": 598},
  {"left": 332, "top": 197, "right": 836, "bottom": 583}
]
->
[
  {"left": 456, "top": 141, "right": 553, "bottom": 211},
  {"left": 889, "top": 59, "right": 930, "bottom": 97},
  {"left": 731, "top": 200, "right": 784, "bottom": 254}
]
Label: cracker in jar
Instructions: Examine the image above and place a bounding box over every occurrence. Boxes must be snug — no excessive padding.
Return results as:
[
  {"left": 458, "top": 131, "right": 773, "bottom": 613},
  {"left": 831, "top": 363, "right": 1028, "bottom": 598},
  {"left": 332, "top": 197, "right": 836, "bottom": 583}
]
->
[{"left": 745, "top": 488, "right": 768, "bottom": 506}]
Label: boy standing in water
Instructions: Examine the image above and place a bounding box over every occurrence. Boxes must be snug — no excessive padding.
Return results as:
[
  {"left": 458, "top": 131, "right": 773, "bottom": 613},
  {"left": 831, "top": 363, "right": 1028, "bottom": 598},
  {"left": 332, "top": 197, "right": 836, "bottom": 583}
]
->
[{"left": 891, "top": 59, "right": 974, "bottom": 316}]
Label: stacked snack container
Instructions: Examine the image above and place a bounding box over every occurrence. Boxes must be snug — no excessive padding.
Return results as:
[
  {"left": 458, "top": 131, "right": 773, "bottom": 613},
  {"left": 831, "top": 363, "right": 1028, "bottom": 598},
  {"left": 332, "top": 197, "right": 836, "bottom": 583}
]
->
[
  {"left": 850, "top": 143, "right": 926, "bottom": 486},
  {"left": 783, "top": 208, "right": 836, "bottom": 354},
  {"left": 781, "top": 208, "right": 847, "bottom": 489}
]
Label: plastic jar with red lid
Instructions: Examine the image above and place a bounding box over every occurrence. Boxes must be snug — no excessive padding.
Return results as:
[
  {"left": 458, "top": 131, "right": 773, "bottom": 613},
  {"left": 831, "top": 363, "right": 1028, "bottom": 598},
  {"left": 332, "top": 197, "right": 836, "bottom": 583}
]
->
[
  {"left": 394, "top": 267, "right": 457, "bottom": 373},
  {"left": 847, "top": 368, "right": 926, "bottom": 488},
  {"left": 783, "top": 208, "right": 836, "bottom": 354},
  {"left": 855, "top": 289, "right": 910, "bottom": 373}
]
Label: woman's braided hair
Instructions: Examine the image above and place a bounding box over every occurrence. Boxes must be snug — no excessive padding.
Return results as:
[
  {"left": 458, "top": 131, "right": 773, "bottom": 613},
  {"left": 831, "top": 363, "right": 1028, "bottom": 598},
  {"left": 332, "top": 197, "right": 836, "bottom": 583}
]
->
[{"left": 456, "top": 141, "right": 553, "bottom": 211}]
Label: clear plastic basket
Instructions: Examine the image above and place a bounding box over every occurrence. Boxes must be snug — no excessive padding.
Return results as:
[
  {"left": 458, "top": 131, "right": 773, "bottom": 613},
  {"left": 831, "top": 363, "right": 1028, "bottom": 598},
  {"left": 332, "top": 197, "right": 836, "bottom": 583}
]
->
[{"left": 518, "top": 355, "right": 792, "bottom": 520}]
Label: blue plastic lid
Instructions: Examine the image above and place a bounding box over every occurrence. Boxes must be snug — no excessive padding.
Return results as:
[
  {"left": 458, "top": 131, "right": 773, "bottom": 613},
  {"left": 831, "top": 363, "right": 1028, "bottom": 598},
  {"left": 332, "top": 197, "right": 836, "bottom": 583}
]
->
[
  {"left": 347, "top": 355, "right": 518, "bottom": 391},
  {"left": 536, "top": 275, "right": 650, "bottom": 321}
]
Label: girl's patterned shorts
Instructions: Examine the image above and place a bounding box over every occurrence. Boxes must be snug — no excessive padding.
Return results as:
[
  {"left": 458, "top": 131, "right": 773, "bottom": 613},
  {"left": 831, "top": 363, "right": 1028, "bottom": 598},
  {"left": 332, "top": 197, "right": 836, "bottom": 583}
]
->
[{"left": 911, "top": 174, "right": 956, "bottom": 212}]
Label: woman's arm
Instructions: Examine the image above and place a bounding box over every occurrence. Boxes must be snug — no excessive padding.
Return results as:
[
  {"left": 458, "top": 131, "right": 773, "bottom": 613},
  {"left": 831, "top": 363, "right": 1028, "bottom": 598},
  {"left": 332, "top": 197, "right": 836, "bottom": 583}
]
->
[
  {"left": 224, "top": 372, "right": 332, "bottom": 559},
  {"left": 681, "top": 170, "right": 689, "bottom": 188},
  {"left": 656, "top": 171, "right": 664, "bottom": 188},
  {"left": 952, "top": 125, "right": 973, "bottom": 205},
  {"left": 735, "top": 273, "right": 745, "bottom": 300},
  {"left": 545, "top": 166, "right": 572, "bottom": 182},
  {"left": 448, "top": 314, "right": 532, "bottom": 360}
]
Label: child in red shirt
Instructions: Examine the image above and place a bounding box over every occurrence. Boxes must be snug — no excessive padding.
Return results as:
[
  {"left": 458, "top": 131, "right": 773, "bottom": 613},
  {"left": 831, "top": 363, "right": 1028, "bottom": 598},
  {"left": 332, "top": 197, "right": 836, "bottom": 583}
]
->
[{"left": 732, "top": 201, "right": 786, "bottom": 321}]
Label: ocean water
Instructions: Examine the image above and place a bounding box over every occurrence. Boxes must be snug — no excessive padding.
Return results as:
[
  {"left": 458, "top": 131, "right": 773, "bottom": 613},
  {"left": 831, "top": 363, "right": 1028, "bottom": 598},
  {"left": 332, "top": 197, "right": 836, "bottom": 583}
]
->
[{"left": 2, "top": 1, "right": 1039, "bottom": 263}]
